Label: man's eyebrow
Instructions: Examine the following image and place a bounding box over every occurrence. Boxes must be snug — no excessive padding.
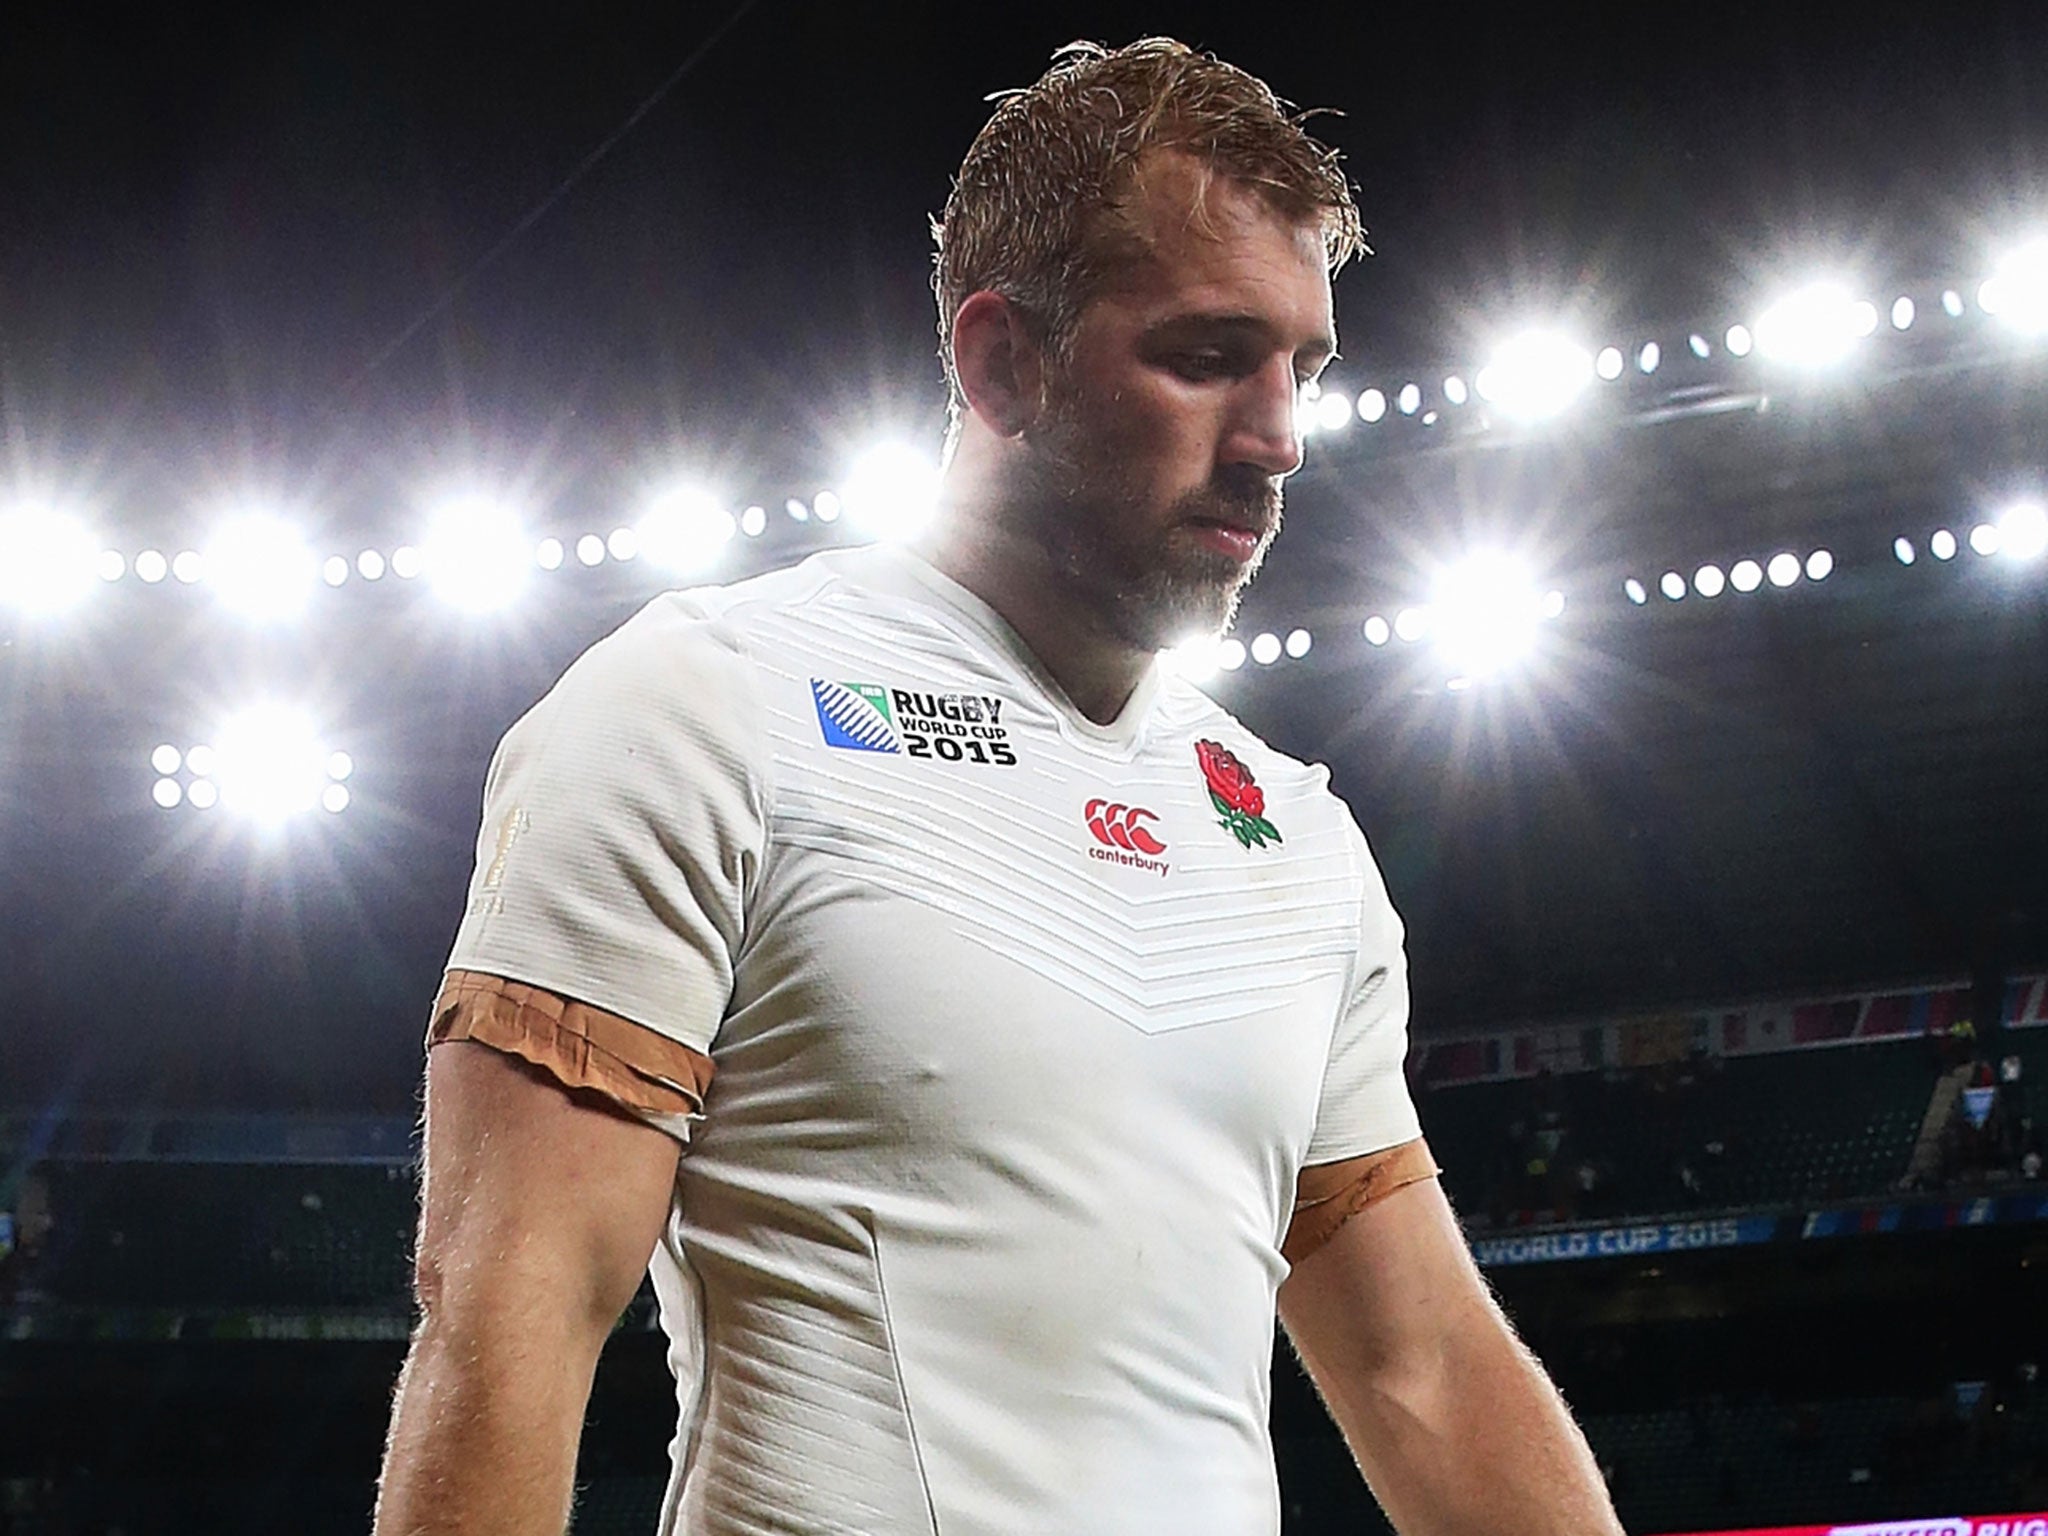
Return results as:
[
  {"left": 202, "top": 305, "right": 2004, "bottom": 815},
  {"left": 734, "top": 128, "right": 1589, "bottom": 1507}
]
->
[{"left": 1144, "top": 311, "right": 1338, "bottom": 360}]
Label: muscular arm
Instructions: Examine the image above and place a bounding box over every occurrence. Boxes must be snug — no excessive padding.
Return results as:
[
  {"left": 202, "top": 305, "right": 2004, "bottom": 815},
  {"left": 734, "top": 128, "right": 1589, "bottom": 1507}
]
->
[
  {"left": 373, "top": 1037, "right": 682, "bottom": 1536},
  {"left": 1277, "top": 1160, "right": 1622, "bottom": 1536}
]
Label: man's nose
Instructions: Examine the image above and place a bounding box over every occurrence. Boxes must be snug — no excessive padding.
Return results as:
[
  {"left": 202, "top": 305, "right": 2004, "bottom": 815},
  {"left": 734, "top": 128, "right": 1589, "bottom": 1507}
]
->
[{"left": 1226, "top": 357, "right": 1306, "bottom": 479}]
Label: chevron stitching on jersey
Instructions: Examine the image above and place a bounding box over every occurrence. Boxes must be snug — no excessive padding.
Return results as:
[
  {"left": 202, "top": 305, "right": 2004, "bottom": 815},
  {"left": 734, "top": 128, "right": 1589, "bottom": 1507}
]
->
[{"left": 812, "top": 679, "right": 901, "bottom": 753}]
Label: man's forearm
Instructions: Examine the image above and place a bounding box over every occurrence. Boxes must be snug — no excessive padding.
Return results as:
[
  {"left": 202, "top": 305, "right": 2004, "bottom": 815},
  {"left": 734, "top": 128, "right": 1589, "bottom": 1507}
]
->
[
  {"left": 1318, "top": 1302, "right": 1622, "bottom": 1536},
  {"left": 374, "top": 1308, "right": 603, "bottom": 1536}
]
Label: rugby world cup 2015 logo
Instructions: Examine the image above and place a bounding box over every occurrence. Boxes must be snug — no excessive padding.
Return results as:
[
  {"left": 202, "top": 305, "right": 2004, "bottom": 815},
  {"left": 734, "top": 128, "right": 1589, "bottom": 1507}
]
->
[{"left": 811, "top": 679, "right": 901, "bottom": 753}]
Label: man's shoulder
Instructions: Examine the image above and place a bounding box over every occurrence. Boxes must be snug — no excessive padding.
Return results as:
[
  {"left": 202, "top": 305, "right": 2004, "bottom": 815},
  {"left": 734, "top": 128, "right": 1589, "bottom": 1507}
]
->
[{"left": 1154, "top": 673, "right": 1352, "bottom": 823}]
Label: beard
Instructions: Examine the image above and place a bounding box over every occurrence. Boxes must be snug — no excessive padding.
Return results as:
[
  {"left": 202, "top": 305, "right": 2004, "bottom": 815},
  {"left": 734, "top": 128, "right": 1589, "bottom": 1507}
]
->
[{"left": 1001, "top": 383, "right": 1284, "bottom": 654}]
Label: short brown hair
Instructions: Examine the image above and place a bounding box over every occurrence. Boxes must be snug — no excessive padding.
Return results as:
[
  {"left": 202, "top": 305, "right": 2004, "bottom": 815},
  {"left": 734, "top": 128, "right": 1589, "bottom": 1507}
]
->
[{"left": 932, "top": 38, "right": 1365, "bottom": 428}]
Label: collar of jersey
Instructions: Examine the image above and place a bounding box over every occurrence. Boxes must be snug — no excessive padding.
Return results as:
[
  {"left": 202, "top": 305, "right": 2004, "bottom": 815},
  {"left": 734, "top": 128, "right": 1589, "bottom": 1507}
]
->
[{"left": 854, "top": 543, "right": 1164, "bottom": 757}]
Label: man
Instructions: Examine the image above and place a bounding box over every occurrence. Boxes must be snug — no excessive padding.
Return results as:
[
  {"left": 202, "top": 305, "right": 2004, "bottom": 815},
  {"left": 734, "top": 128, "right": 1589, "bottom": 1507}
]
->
[{"left": 374, "top": 39, "right": 1623, "bottom": 1536}]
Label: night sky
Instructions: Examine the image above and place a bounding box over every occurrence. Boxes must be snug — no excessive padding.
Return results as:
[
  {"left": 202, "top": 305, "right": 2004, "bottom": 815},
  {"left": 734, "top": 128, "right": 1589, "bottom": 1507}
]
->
[{"left": 4, "top": 3, "right": 2047, "bottom": 1111}]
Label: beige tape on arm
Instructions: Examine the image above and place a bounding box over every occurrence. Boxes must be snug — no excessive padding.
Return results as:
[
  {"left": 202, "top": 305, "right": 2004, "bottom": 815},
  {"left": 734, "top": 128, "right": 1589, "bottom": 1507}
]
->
[
  {"left": 426, "top": 969, "right": 715, "bottom": 1120},
  {"left": 1282, "top": 1137, "right": 1440, "bottom": 1266}
]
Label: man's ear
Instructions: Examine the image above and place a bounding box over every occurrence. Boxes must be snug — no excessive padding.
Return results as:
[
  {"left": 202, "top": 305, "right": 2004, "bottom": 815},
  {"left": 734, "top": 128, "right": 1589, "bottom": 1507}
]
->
[{"left": 950, "top": 291, "right": 1048, "bottom": 437}]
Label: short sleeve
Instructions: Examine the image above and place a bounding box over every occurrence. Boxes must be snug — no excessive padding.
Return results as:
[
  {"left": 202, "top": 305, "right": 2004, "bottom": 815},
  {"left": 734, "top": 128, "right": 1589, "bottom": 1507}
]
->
[
  {"left": 1303, "top": 813, "right": 1422, "bottom": 1165},
  {"left": 443, "top": 595, "right": 769, "bottom": 1058}
]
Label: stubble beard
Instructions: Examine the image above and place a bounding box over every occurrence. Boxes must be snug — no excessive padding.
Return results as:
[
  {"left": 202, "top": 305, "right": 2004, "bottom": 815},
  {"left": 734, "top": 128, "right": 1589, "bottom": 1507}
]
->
[{"left": 1006, "top": 386, "right": 1283, "bottom": 654}]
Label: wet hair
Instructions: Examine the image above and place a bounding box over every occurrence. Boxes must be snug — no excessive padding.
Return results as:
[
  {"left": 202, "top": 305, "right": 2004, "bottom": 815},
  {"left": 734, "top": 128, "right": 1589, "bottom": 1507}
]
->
[{"left": 932, "top": 38, "right": 1365, "bottom": 436}]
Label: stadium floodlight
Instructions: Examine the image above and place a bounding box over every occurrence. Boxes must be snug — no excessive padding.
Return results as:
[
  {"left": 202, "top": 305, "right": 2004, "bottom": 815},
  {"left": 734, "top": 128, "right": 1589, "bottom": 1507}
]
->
[
  {"left": 1754, "top": 281, "right": 1879, "bottom": 366},
  {"left": 390, "top": 545, "right": 423, "bottom": 579},
  {"left": 1688, "top": 333, "right": 1711, "bottom": 359},
  {"left": 1930, "top": 528, "right": 1958, "bottom": 560},
  {"left": 1806, "top": 549, "right": 1835, "bottom": 581},
  {"left": 1474, "top": 331, "right": 1593, "bottom": 422},
  {"left": 1660, "top": 571, "right": 1686, "bottom": 601},
  {"left": 575, "top": 534, "right": 606, "bottom": 567},
  {"left": 740, "top": 504, "right": 768, "bottom": 537},
  {"left": 1730, "top": 559, "right": 1765, "bottom": 592},
  {"left": 1396, "top": 383, "right": 1422, "bottom": 416},
  {"left": 1393, "top": 606, "right": 1430, "bottom": 642},
  {"left": 844, "top": 443, "right": 941, "bottom": 543},
  {"left": 1969, "top": 522, "right": 2001, "bottom": 557},
  {"left": 636, "top": 486, "right": 736, "bottom": 576},
  {"left": 1285, "top": 627, "right": 1312, "bottom": 658},
  {"left": 1159, "top": 635, "right": 1222, "bottom": 681},
  {"left": 212, "top": 704, "right": 337, "bottom": 827},
  {"left": 420, "top": 496, "right": 529, "bottom": 613},
  {"left": 152, "top": 779, "right": 183, "bottom": 809},
  {"left": 322, "top": 557, "right": 348, "bottom": 587},
  {"left": 606, "top": 527, "right": 639, "bottom": 562},
  {"left": 173, "top": 550, "right": 205, "bottom": 583},
  {"left": 1998, "top": 503, "right": 2048, "bottom": 561},
  {"left": 534, "top": 537, "right": 563, "bottom": 571},
  {"left": 327, "top": 751, "right": 354, "bottom": 782},
  {"left": 1217, "top": 637, "right": 1246, "bottom": 671},
  {"left": 321, "top": 784, "right": 350, "bottom": 814},
  {"left": 1694, "top": 564, "right": 1727, "bottom": 598},
  {"left": 1250, "top": 631, "right": 1282, "bottom": 665},
  {"left": 1767, "top": 552, "right": 1802, "bottom": 587},
  {"left": 1725, "top": 325, "right": 1754, "bottom": 357},
  {"left": 1892, "top": 296, "right": 1916, "bottom": 331},
  {"left": 357, "top": 549, "right": 386, "bottom": 581},
  {"left": 152, "top": 744, "right": 183, "bottom": 775},
  {"left": 1942, "top": 289, "right": 1965, "bottom": 318},
  {"left": 1977, "top": 238, "right": 2048, "bottom": 335},
  {"left": 1595, "top": 347, "right": 1623, "bottom": 381},
  {"left": 1315, "top": 391, "right": 1353, "bottom": 432},
  {"left": 1623, "top": 577, "right": 1648, "bottom": 605},
  {"left": 96, "top": 550, "right": 125, "bottom": 582},
  {"left": 188, "top": 778, "right": 219, "bottom": 810},
  {"left": 1443, "top": 375, "right": 1469, "bottom": 405},
  {"left": 1358, "top": 388, "right": 1388, "bottom": 423},
  {"left": 1363, "top": 615, "right": 1391, "bottom": 646},
  {"left": 1894, "top": 536, "right": 1917, "bottom": 565},
  {"left": 204, "top": 516, "right": 317, "bottom": 623},
  {"left": 0, "top": 505, "right": 101, "bottom": 616},
  {"left": 1638, "top": 342, "right": 1660, "bottom": 374},
  {"left": 1428, "top": 550, "right": 1548, "bottom": 679},
  {"left": 813, "top": 490, "right": 843, "bottom": 524}
]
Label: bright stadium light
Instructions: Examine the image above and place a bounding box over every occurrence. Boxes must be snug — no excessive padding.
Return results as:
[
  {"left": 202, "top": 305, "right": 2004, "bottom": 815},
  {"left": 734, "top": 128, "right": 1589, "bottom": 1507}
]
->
[
  {"left": 1393, "top": 606, "right": 1430, "bottom": 643},
  {"left": 636, "top": 486, "right": 736, "bottom": 576},
  {"left": 1894, "top": 536, "right": 1917, "bottom": 565},
  {"left": 420, "top": 495, "right": 529, "bottom": 613},
  {"left": 1623, "top": 577, "right": 1648, "bottom": 606},
  {"left": 390, "top": 545, "right": 423, "bottom": 579},
  {"left": 1249, "top": 631, "right": 1282, "bottom": 665},
  {"left": 1694, "top": 564, "right": 1727, "bottom": 598},
  {"left": 188, "top": 779, "right": 219, "bottom": 810},
  {"left": 1731, "top": 559, "right": 1765, "bottom": 593},
  {"left": 1315, "top": 391, "right": 1353, "bottom": 432},
  {"left": 1931, "top": 529, "right": 1958, "bottom": 560},
  {"left": 151, "top": 744, "right": 182, "bottom": 775},
  {"left": 740, "top": 504, "right": 768, "bottom": 537},
  {"left": 1358, "top": 388, "right": 1388, "bottom": 423},
  {"left": 1660, "top": 571, "right": 1686, "bottom": 601},
  {"left": 1638, "top": 342, "right": 1661, "bottom": 374},
  {"left": 607, "top": 526, "right": 639, "bottom": 561},
  {"left": 1428, "top": 550, "right": 1548, "bottom": 678},
  {"left": 204, "top": 516, "right": 317, "bottom": 623},
  {"left": 1806, "top": 549, "right": 1835, "bottom": 581},
  {"left": 1892, "top": 296, "right": 1916, "bottom": 331},
  {"left": 1767, "top": 552, "right": 1802, "bottom": 587},
  {"left": 1396, "top": 383, "right": 1421, "bottom": 416},
  {"left": 322, "top": 557, "right": 348, "bottom": 587},
  {"left": 1725, "top": 324, "right": 1754, "bottom": 357},
  {"left": 212, "top": 705, "right": 333, "bottom": 827},
  {"left": 96, "top": 550, "right": 125, "bottom": 582},
  {"left": 1977, "top": 238, "right": 2048, "bottom": 335},
  {"left": 1217, "top": 638, "right": 1246, "bottom": 670},
  {"left": 1970, "top": 522, "right": 2001, "bottom": 557},
  {"left": 172, "top": 550, "right": 205, "bottom": 584},
  {"left": 575, "top": 534, "right": 606, "bottom": 567},
  {"left": 1754, "top": 280, "right": 1879, "bottom": 367},
  {"left": 1285, "top": 627, "right": 1312, "bottom": 659},
  {"left": 844, "top": 442, "right": 941, "bottom": 542},
  {"left": 534, "top": 537, "right": 563, "bottom": 571},
  {"left": 1942, "top": 289, "right": 1965, "bottom": 318},
  {"left": 1475, "top": 331, "right": 1594, "bottom": 421},
  {"left": 1443, "top": 375, "right": 1469, "bottom": 405},
  {"left": 152, "top": 779, "right": 183, "bottom": 809},
  {"left": 1688, "top": 333, "right": 1711, "bottom": 359},
  {"left": 1159, "top": 635, "right": 1222, "bottom": 681},
  {"left": 1994, "top": 502, "right": 2048, "bottom": 562},
  {"left": 1595, "top": 347, "right": 1623, "bottom": 380},
  {"left": 0, "top": 505, "right": 102, "bottom": 615},
  {"left": 357, "top": 549, "right": 386, "bottom": 581},
  {"left": 1363, "top": 615, "right": 1391, "bottom": 646}
]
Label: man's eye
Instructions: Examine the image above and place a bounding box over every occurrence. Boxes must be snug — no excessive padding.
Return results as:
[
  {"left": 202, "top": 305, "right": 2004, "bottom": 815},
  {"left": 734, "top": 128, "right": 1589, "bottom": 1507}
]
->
[{"left": 1172, "top": 352, "right": 1233, "bottom": 380}]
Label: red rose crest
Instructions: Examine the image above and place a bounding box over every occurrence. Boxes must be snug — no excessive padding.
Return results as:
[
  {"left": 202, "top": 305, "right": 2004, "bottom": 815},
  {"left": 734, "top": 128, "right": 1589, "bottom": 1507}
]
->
[{"left": 1195, "top": 739, "right": 1283, "bottom": 849}]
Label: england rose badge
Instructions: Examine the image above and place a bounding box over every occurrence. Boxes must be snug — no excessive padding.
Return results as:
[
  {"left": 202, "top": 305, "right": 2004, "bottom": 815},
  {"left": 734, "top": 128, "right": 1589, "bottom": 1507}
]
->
[{"left": 1195, "top": 738, "right": 1283, "bottom": 849}]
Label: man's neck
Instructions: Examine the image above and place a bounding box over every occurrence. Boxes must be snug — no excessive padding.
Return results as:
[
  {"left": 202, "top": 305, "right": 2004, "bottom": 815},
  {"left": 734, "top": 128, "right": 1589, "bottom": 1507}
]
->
[{"left": 913, "top": 516, "right": 1152, "bottom": 728}]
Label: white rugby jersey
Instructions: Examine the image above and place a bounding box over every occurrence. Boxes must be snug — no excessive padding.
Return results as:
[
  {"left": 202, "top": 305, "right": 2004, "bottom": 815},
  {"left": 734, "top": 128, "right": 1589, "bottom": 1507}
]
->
[{"left": 445, "top": 542, "right": 1419, "bottom": 1536}]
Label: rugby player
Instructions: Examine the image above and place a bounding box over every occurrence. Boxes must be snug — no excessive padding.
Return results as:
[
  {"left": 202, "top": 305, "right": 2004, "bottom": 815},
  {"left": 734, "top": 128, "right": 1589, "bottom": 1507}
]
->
[{"left": 374, "top": 38, "right": 1624, "bottom": 1536}]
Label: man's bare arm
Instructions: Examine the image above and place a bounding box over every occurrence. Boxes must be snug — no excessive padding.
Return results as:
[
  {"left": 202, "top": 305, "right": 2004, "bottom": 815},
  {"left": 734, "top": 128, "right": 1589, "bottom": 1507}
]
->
[
  {"left": 373, "top": 1038, "right": 682, "bottom": 1536},
  {"left": 1277, "top": 1168, "right": 1623, "bottom": 1536}
]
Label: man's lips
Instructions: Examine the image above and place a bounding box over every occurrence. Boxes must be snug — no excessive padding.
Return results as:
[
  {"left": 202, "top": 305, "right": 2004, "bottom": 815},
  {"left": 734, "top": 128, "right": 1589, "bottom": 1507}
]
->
[{"left": 1184, "top": 517, "right": 1265, "bottom": 563}]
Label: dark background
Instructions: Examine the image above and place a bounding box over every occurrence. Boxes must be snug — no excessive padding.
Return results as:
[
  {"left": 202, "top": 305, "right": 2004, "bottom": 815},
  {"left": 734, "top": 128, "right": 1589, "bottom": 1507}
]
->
[{"left": 3, "top": 1, "right": 2047, "bottom": 1113}]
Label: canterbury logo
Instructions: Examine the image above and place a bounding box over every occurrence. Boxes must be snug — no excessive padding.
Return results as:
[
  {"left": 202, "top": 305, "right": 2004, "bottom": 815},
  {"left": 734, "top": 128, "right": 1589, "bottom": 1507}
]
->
[{"left": 1085, "top": 799, "right": 1166, "bottom": 856}]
